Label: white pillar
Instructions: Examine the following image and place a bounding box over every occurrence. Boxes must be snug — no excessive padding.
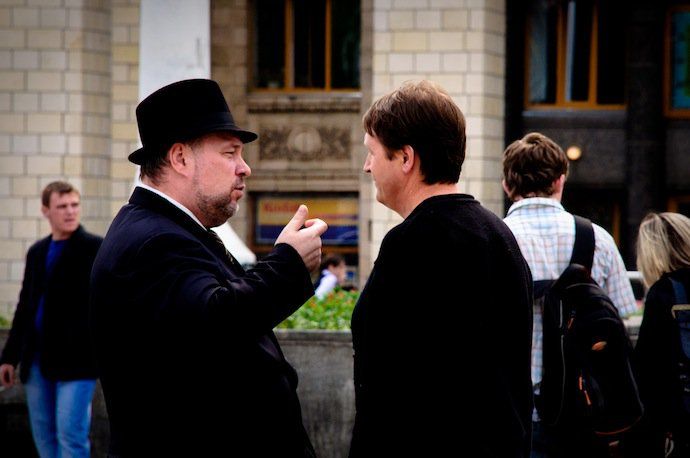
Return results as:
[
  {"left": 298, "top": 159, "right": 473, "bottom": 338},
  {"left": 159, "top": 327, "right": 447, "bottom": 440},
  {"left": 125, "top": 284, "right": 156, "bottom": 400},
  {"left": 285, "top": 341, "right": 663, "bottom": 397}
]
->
[
  {"left": 139, "top": 0, "right": 211, "bottom": 99},
  {"left": 137, "top": 0, "right": 256, "bottom": 265}
]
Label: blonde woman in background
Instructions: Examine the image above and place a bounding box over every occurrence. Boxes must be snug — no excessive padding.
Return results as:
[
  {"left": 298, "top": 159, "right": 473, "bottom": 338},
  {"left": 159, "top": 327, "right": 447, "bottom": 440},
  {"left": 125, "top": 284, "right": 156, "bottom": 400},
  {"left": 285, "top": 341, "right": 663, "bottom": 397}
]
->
[{"left": 628, "top": 212, "right": 690, "bottom": 458}]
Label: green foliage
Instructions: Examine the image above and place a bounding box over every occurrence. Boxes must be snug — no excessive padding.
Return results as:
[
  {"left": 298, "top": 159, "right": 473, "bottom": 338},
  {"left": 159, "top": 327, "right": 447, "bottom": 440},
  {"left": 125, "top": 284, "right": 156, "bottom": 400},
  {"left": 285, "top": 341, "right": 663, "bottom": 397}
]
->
[
  {"left": 278, "top": 289, "right": 359, "bottom": 330},
  {"left": 0, "top": 314, "right": 9, "bottom": 328}
]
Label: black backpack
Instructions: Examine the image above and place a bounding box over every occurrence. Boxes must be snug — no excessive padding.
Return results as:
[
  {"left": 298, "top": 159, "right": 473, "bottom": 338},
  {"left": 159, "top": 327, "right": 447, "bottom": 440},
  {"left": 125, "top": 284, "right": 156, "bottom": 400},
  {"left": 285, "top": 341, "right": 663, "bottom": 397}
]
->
[{"left": 535, "top": 216, "right": 643, "bottom": 437}]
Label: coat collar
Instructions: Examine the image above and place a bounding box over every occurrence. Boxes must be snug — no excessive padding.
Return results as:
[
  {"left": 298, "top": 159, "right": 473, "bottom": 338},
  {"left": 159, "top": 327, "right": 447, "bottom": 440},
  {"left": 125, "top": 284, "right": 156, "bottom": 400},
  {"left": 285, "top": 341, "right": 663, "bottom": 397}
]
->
[
  {"left": 128, "top": 187, "right": 242, "bottom": 273},
  {"left": 36, "top": 225, "right": 87, "bottom": 251},
  {"left": 129, "top": 187, "right": 211, "bottom": 241},
  {"left": 506, "top": 197, "right": 564, "bottom": 217},
  {"left": 136, "top": 183, "right": 205, "bottom": 229},
  {"left": 33, "top": 225, "right": 89, "bottom": 287}
]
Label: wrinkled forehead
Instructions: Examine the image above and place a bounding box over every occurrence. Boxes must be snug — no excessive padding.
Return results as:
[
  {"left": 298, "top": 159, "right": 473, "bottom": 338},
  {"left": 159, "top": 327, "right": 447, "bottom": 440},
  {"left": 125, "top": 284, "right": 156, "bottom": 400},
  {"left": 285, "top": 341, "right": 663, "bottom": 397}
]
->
[{"left": 187, "top": 133, "right": 243, "bottom": 159}]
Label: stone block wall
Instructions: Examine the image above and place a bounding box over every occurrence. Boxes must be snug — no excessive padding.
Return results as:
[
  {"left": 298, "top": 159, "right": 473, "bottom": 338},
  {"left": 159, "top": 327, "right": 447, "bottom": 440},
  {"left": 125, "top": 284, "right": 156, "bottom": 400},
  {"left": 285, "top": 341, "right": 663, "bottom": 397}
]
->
[
  {"left": 0, "top": 0, "right": 113, "bottom": 318},
  {"left": 359, "top": 0, "right": 506, "bottom": 276},
  {"left": 109, "top": 0, "right": 140, "bottom": 216},
  {"left": 0, "top": 0, "right": 511, "bottom": 314}
]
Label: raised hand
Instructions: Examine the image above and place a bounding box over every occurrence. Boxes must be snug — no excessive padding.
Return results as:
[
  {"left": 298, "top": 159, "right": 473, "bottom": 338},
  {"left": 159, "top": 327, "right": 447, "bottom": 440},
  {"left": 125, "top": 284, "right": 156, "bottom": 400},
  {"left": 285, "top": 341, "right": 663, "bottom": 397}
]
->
[{"left": 275, "top": 205, "right": 328, "bottom": 272}]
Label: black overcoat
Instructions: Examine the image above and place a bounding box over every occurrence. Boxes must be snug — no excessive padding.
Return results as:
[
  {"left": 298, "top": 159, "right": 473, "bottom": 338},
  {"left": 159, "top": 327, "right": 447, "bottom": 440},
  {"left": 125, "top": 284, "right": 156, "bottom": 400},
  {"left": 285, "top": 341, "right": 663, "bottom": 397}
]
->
[
  {"left": 90, "top": 187, "right": 315, "bottom": 457},
  {"left": 0, "top": 225, "right": 101, "bottom": 382},
  {"left": 350, "top": 194, "right": 533, "bottom": 457}
]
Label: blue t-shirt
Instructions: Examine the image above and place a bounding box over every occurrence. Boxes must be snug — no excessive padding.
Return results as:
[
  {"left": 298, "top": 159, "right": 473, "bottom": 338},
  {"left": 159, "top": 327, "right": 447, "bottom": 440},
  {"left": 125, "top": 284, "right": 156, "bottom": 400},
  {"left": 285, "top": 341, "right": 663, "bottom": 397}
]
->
[{"left": 34, "top": 239, "right": 67, "bottom": 352}]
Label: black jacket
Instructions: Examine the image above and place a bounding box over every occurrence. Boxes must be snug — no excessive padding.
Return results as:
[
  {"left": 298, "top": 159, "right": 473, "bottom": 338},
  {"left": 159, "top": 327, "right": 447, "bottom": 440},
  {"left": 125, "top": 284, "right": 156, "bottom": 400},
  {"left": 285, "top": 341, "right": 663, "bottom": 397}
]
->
[
  {"left": 350, "top": 194, "right": 534, "bottom": 457},
  {"left": 0, "top": 225, "right": 102, "bottom": 382},
  {"left": 90, "top": 187, "right": 315, "bottom": 457},
  {"left": 630, "top": 268, "right": 690, "bottom": 457}
]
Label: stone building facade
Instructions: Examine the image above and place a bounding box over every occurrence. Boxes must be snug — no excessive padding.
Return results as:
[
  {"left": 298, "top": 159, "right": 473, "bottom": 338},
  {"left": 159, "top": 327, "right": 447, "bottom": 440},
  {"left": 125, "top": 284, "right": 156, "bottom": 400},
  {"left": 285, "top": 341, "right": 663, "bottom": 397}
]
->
[
  {"left": 0, "top": 0, "right": 126, "bottom": 317},
  {"left": 0, "top": 0, "right": 690, "bottom": 316},
  {"left": 505, "top": 0, "right": 690, "bottom": 264},
  {"left": 0, "top": 0, "right": 508, "bottom": 317}
]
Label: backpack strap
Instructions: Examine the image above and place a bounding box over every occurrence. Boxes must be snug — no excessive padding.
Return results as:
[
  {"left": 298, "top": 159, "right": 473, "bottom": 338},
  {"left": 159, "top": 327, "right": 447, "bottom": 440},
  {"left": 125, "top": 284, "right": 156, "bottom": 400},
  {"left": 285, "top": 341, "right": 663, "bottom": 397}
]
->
[
  {"left": 570, "top": 215, "right": 595, "bottom": 271},
  {"left": 670, "top": 277, "right": 688, "bottom": 305}
]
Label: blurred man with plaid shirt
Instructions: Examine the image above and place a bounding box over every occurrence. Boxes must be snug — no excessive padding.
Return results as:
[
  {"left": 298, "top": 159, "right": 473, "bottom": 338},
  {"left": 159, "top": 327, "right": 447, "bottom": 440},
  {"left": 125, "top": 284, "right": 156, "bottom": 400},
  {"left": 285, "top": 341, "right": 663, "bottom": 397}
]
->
[{"left": 502, "top": 132, "right": 637, "bottom": 458}]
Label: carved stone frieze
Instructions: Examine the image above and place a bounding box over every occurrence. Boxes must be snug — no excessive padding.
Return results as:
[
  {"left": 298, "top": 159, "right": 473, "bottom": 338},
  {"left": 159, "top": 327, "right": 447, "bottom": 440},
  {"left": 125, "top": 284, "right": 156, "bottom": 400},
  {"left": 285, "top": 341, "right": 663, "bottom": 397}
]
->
[
  {"left": 248, "top": 95, "right": 361, "bottom": 113},
  {"left": 259, "top": 125, "right": 351, "bottom": 161}
]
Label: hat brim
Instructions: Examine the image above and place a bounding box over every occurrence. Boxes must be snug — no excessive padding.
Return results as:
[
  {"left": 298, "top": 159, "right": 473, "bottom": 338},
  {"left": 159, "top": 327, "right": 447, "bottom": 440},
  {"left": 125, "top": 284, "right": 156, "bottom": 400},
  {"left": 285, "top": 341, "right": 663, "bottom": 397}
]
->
[{"left": 128, "top": 126, "right": 258, "bottom": 165}]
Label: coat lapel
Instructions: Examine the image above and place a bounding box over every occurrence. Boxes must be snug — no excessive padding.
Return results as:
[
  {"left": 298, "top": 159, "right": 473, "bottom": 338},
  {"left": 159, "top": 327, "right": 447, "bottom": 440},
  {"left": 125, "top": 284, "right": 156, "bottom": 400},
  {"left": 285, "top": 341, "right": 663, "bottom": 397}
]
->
[
  {"left": 32, "top": 236, "right": 50, "bottom": 306},
  {"left": 129, "top": 187, "right": 244, "bottom": 273},
  {"left": 128, "top": 188, "right": 284, "bottom": 363}
]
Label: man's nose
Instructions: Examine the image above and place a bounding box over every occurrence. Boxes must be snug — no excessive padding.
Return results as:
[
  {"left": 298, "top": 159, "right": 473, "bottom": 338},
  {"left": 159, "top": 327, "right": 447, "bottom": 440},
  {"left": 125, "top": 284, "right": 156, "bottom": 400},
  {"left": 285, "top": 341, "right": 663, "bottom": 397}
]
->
[{"left": 238, "top": 157, "right": 251, "bottom": 177}]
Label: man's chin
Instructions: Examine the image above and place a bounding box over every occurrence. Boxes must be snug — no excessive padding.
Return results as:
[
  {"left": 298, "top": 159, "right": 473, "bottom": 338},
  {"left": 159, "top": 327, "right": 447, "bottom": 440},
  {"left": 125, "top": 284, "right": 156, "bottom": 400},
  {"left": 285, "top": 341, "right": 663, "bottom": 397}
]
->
[
  {"left": 225, "top": 202, "right": 238, "bottom": 219},
  {"left": 209, "top": 205, "right": 237, "bottom": 227}
]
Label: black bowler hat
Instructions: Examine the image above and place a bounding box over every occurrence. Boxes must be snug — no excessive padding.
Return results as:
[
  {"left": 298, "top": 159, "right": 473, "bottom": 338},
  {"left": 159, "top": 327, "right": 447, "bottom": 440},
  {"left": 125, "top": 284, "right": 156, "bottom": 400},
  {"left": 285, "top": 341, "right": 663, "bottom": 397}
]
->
[{"left": 128, "top": 79, "right": 258, "bottom": 165}]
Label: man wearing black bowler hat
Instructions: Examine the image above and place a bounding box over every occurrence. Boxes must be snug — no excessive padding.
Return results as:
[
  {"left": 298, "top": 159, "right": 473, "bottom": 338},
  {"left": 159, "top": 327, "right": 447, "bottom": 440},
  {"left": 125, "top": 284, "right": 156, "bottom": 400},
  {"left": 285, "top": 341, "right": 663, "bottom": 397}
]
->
[{"left": 90, "top": 79, "right": 326, "bottom": 456}]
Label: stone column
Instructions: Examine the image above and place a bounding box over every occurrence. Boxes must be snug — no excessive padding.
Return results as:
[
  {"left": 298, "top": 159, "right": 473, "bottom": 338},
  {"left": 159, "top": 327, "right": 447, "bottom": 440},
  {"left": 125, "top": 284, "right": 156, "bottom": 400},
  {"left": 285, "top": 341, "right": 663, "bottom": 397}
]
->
[
  {"left": 624, "top": 3, "right": 665, "bottom": 265},
  {"left": 139, "top": 0, "right": 210, "bottom": 99},
  {"left": 211, "top": 0, "right": 251, "bottom": 242},
  {"left": 110, "top": 0, "right": 140, "bottom": 215}
]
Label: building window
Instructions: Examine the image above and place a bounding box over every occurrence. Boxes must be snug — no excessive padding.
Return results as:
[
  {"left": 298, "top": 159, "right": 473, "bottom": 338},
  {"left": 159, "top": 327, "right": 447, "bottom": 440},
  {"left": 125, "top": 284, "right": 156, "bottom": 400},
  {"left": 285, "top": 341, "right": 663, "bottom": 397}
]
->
[
  {"left": 525, "top": 0, "right": 625, "bottom": 108},
  {"left": 665, "top": 7, "right": 690, "bottom": 117},
  {"left": 252, "top": 0, "right": 360, "bottom": 91}
]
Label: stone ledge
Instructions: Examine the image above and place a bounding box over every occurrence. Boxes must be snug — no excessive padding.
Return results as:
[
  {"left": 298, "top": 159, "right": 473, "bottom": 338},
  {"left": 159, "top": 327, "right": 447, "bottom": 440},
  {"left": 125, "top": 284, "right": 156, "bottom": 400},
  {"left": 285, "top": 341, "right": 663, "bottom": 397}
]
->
[
  {"left": 275, "top": 328, "right": 352, "bottom": 344},
  {"left": 248, "top": 92, "right": 362, "bottom": 113},
  {"left": 523, "top": 109, "right": 626, "bottom": 129}
]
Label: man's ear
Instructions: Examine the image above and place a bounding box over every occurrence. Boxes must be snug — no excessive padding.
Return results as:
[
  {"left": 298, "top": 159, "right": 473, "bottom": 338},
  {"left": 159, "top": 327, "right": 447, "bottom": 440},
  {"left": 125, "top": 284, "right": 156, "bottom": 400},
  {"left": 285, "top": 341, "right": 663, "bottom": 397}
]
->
[
  {"left": 168, "top": 143, "right": 192, "bottom": 176},
  {"left": 502, "top": 179, "right": 512, "bottom": 198},
  {"left": 400, "top": 145, "right": 415, "bottom": 174},
  {"left": 41, "top": 205, "right": 49, "bottom": 218}
]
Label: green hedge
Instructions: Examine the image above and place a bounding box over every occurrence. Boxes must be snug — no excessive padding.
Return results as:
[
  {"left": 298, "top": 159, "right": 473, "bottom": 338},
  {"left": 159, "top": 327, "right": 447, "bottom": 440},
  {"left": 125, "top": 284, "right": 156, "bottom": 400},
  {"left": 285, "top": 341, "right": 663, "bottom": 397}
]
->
[{"left": 278, "top": 289, "right": 359, "bottom": 330}]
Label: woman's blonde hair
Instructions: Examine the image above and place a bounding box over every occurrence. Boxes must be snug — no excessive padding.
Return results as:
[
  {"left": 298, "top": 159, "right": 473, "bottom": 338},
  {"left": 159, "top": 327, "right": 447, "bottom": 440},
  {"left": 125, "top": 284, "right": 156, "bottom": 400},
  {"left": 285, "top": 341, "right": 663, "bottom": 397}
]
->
[{"left": 636, "top": 212, "right": 690, "bottom": 287}]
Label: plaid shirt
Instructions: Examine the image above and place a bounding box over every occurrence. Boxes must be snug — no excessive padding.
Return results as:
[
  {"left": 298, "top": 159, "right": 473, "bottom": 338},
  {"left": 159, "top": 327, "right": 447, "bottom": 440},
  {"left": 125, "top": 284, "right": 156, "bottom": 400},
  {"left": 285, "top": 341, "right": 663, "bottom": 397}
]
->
[{"left": 504, "top": 198, "right": 637, "bottom": 387}]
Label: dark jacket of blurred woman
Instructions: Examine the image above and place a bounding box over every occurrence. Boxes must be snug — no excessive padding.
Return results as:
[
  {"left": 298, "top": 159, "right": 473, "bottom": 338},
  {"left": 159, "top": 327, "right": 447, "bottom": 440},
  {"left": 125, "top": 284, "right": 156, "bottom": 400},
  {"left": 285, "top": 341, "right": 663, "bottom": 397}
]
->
[{"left": 630, "top": 212, "right": 690, "bottom": 458}]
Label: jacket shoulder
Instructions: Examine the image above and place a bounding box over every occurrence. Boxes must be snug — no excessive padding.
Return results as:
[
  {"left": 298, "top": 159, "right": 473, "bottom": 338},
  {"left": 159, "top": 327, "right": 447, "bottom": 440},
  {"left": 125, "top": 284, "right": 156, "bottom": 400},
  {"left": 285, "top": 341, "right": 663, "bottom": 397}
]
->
[
  {"left": 82, "top": 229, "right": 104, "bottom": 246},
  {"left": 72, "top": 227, "right": 104, "bottom": 253},
  {"left": 646, "top": 272, "right": 684, "bottom": 303},
  {"left": 26, "top": 235, "right": 50, "bottom": 257}
]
